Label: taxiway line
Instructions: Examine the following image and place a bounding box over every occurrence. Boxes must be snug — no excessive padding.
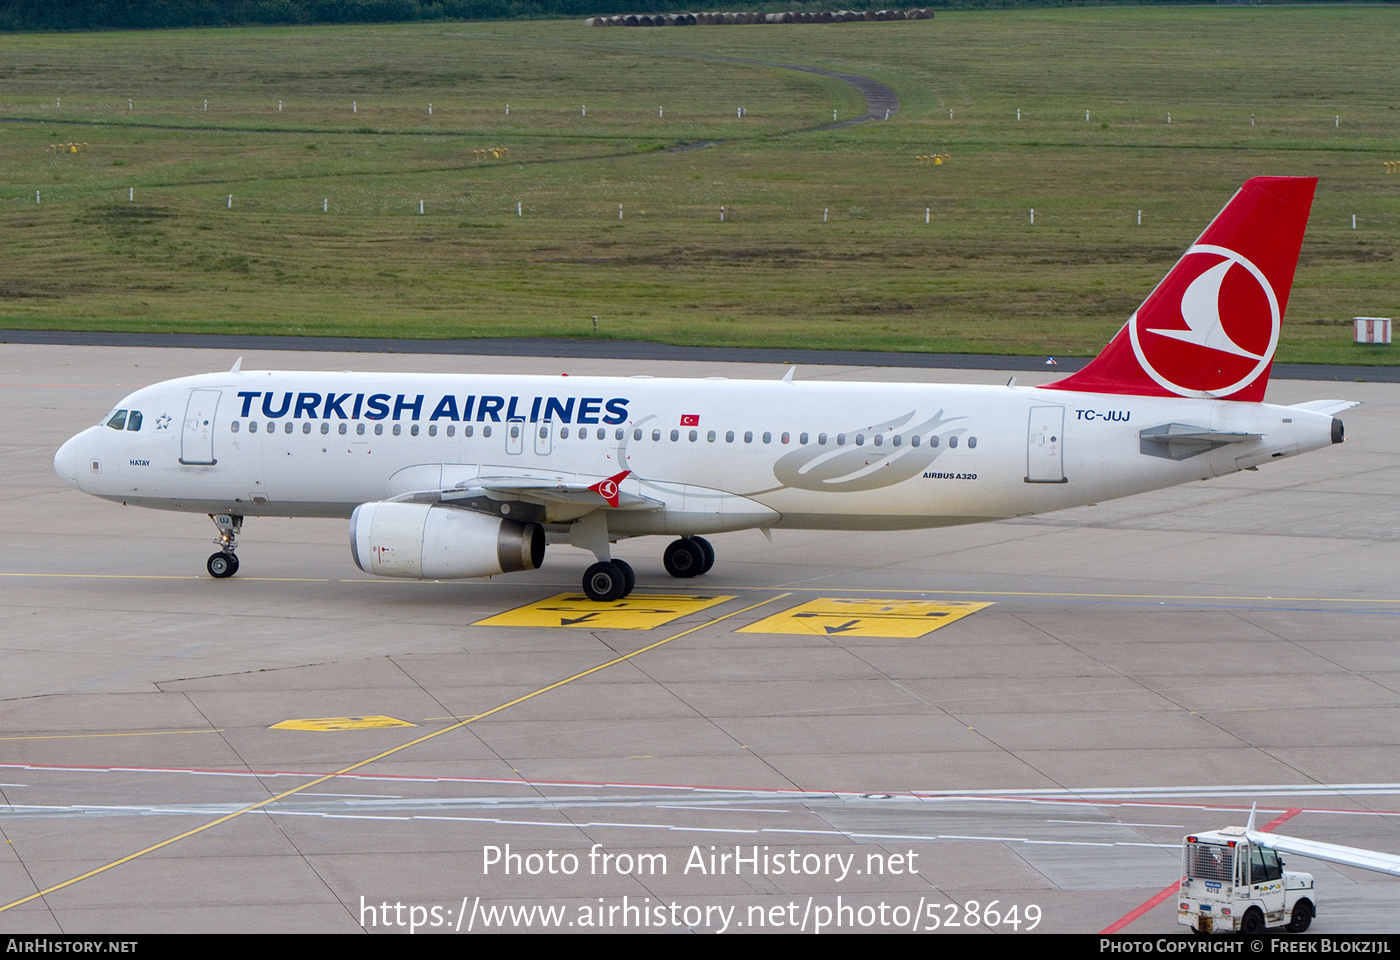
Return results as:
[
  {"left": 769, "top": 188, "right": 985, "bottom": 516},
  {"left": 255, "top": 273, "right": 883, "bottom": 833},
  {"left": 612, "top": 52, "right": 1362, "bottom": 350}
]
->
[{"left": 0, "top": 592, "right": 788, "bottom": 914}]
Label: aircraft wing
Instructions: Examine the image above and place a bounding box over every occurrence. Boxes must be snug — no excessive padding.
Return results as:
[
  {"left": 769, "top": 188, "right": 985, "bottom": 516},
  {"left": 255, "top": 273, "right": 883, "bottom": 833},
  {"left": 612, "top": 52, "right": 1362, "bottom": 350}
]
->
[
  {"left": 1246, "top": 829, "right": 1400, "bottom": 878},
  {"left": 473, "top": 472, "right": 660, "bottom": 510}
]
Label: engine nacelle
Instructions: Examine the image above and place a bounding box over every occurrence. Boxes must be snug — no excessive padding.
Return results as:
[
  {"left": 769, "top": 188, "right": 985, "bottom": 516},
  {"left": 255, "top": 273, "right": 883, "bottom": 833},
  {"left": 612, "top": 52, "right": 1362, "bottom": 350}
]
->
[{"left": 349, "top": 501, "right": 544, "bottom": 579}]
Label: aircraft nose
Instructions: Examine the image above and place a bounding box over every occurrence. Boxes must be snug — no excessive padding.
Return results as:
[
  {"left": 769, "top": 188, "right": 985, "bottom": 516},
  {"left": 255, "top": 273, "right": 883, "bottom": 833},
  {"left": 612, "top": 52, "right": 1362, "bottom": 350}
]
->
[{"left": 54, "top": 433, "right": 84, "bottom": 489}]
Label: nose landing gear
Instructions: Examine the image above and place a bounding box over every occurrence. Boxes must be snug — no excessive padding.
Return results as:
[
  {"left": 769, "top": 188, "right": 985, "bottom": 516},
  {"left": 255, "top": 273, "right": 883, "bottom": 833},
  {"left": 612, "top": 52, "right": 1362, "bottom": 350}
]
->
[{"left": 207, "top": 513, "right": 242, "bottom": 579}]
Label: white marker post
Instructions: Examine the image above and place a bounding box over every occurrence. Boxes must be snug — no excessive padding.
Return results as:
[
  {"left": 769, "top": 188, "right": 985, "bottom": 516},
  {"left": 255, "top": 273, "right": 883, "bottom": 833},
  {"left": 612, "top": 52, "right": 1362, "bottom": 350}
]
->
[
  {"left": 1137, "top": 209, "right": 1142, "bottom": 226},
  {"left": 925, "top": 208, "right": 930, "bottom": 224},
  {"left": 582, "top": 105, "right": 586, "bottom": 117},
  {"left": 618, "top": 204, "right": 622, "bottom": 221},
  {"left": 1353, "top": 214, "right": 1357, "bottom": 229},
  {"left": 1030, "top": 208, "right": 1034, "bottom": 225},
  {"left": 428, "top": 103, "right": 432, "bottom": 115},
  {"left": 128, "top": 99, "right": 132, "bottom": 110},
  {"left": 517, "top": 202, "right": 522, "bottom": 217},
  {"left": 1251, "top": 114, "right": 1255, "bottom": 126},
  {"left": 659, "top": 107, "right": 663, "bottom": 118},
  {"left": 949, "top": 109, "right": 953, "bottom": 119},
  {"left": 833, "top": 109, "right": 837, "bottom": 121},
  {"left": 884, "top": 109, "right": 890, "bottom": 120},
  {"left": 204, "top": 99, "right": 208, "bottom": 111},
  {"left": 823, "top": 208, "right": 828, "bottom": 222},
  {"left": 1086, "top": 109, "right": 1090, "bottom": 121},
  {"left": 1167, "top": 112, "right": 1171, "bottom": 123},
  {"left": 505, "top": 104, "right": 509, "bottom": 115},
  {"left": 278, "top": 100, "right": 282, "bottom": 111},
  {"left": 353, "top": 101, "right": 357, "bottom": 113},
  {"left": 420, "top": 200, "right": 424, "bottom": 215},
  {"left": 35, "top": 191, "right": 40, "bottom": 205},
  {"left": 227, "top": 194, "right": 232, "bottom": 209},
  {"left": 720, "top": 206, "right": 725, "bottom": 222},
  {"left": 56, "top": 98, "right": 60, "bottom": 108},
  {"left": 1336, "top": 116, "right": 1340, "bottom": 128},
  {"left": 323, "top": 198, "right": 328, "bottom": 213},
  {"left": 130, "top": 187, "right": 134, "bottom": 201},
  {"left": 1017, "top": 108, "right": 1021, "bottom": 121}
]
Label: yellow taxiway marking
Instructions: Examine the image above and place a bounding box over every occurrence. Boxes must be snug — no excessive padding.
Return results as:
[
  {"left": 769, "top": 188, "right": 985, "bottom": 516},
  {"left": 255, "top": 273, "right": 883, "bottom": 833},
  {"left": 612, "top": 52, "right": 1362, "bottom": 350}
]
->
[
  {"left": 270, "top": 716, "right": 417, "bottom": 732},
  {"left": 739, "top": 598, "right": 992, "bottom": 638},
  {"left": 0, "top": 729, "right": 222, "bottom": 742},
  {"left": 0, "top": 592, "right": 788, "bottom": 914},
  {"left": 475, "top": 592, "right": 734, "bottom": 630}
]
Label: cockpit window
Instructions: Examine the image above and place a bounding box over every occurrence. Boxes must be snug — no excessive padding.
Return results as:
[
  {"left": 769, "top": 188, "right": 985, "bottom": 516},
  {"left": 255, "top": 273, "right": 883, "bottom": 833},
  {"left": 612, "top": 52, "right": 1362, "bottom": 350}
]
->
[
  {"left": 106, "top": 410, "right": 128, "bottom": 431},
  {"left": 126, "top": 411, "right": 143, "bottom": 431}
]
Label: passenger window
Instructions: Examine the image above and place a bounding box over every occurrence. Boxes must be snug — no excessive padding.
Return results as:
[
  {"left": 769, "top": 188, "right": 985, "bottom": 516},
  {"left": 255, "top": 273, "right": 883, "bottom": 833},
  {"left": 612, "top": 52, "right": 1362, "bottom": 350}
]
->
[
  {"left": 302, "top": 422, "right": 310, "bottom": 434},
  {"left": 689, "top": 430, "right": 698, "bottom": 442},
  {"left": 106, "top": 410, "right": 127, "bottom": 430},
  {"left": 561, "top": 427, "right": 570, "bottom": 439},
  {"left": 892, "top": 435, "right": 902, "bottom": 447},
  {"left": 446, "top": 425, "right": 454, "bottom": 437},
  {"left": 266, "top": 422, "right": 275, "bottom": 433},
  {"left": 464, "top": 425, "right": 474, "bottom": 437},
  {"left": 651, "top": 429, "right": 660, "bottom": 441},
  {"left": 284, "top": 422, "right": 293, "bottom": 434},
  {"left": 949, "top": 436, "right": 958, "bottom": 448},
  {"left": 356, "top": 423, "right": 365, "bottom": 435},
  {"left": 799, "top": 433, "right": 808, "bottom": 444},
  {"left": 321, "top": 422, "right": 329, "bottom": 435},
  {"left": 930, "top": 435, "right": 939, "bottom": 447},
  {"left": 393, "top": 424, "right": 402, "bottom": 436},
  {"left": 615, "top": 428, "right": 624, "bottom": 440},
  {"left": 818, "top": 433, "right": 827, "bottom": 445},
  {"left": 670, "top": 429, "right": 679, "bottom": 441},
  {"left": 428, "top": 424, "right": 437, "bottom": 437},
  {"left": 338, "top": 423, "right": 347, "bottom": 435},
  {"left": 762, "top": 432, "right": 771, "bottom": 444},
  {"left": 781, "top": 432, "right": 790, "bottom": 444},
  {"left": 911, "top": 435, "right": 920, "bottom": 447},
  {"left": 374, "top": 424, "right": 383, "bottom": 436},
  {"left": 873, "top": 434, "right": 882, "bottom": 447},
  {"left": 968, "top": 436, "right": 977, "bottom": 449},
  {"left": 482, "top": 426, "right": 492, "bottom": 438},
  {"left": 855, "top": 434, "right": 864, "bottom": 446},
  {"left": 126, "top": 411, "right": 143, "bottom": 431},
  {"left": 410, "top": 424, "right": 418, "bottom": 437},
  {"left": 509, "top": 424, "right": 520, "bottom": 439},
  {"left": 634, "top": 429, "right": 643, "bottom": 441},
  {"left": 231, "top": 421, "right": 240, "bottom": 434},
  {"left": 744, "top": 431, "right": 753, "bottom": 443},
  {"left": 726, "top": 431, "right": 735, "bottom": 443},
  {"left": 836, "top": 433, "right": 846, "bottom": 445}
]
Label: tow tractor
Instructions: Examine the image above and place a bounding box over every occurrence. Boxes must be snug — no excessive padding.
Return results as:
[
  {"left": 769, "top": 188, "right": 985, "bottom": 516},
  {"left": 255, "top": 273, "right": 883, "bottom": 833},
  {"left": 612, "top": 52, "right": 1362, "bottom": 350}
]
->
[{"left": 1179, "top": 805, "right": 1400, "bottom": 935}]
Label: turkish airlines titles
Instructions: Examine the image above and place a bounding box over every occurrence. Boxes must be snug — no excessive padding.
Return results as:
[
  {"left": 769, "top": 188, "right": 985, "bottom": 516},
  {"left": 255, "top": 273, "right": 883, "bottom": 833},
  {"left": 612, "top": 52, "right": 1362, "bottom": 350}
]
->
[{"left": 233, "top": 390, "right": 633, "bottom": 425}]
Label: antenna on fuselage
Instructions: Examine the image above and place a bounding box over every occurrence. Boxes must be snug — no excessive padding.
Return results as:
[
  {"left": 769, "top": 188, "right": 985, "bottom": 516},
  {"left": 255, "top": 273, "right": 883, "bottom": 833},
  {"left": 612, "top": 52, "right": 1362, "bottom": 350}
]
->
[{"left": 229, "top": 357, "right": 243, "bottom": 373}]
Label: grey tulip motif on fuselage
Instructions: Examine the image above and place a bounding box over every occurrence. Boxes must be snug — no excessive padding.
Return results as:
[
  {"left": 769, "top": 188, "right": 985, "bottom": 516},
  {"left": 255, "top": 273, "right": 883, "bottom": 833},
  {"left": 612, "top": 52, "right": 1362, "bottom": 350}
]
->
[{"left": 771, "top": 409, "right": 966, "bottom": 493}]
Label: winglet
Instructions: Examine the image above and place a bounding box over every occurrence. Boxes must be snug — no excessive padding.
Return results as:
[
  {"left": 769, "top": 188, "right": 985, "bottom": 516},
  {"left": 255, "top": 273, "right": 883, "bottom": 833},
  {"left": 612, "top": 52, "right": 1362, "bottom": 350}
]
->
[
  {"left": 782, "top": 366, "right": 796, "bottom": 383},
  {"left": 589, "top": 470, "right": 631, "bottom": 508},
  {"left": 230, "top": 357, "right": 243, "bottom": 373},
  {"left": 1246, "top": 802, "right": 1258, "bottom": 833}
]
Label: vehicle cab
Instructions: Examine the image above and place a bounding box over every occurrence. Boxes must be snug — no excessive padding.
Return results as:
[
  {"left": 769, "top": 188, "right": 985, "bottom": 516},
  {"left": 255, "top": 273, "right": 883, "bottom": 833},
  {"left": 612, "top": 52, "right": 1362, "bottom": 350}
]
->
[{"left": 1179, "top": 826, "right": 1315, "bottom": 934}]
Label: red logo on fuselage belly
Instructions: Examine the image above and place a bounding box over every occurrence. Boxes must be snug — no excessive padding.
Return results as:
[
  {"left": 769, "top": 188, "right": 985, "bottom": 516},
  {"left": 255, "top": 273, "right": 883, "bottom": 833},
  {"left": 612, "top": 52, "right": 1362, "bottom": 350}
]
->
[{"left": 1128, "top": 244, "right": 1280, "bottom": 399}]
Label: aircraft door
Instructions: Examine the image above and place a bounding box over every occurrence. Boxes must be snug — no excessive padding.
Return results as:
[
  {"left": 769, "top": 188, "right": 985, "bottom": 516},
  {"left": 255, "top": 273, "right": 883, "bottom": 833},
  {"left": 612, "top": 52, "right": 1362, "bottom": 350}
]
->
[
  {"left": 535, "top": 421, "right": 553, "bottom": 456},
  {"left": 1025, "top": 406, "right": 1066, "bottom": 483},
  {"left": 506, "top": 418, "right": 525, "bottom": 455},
  {"left": 180, "top": 389, "right": 221, "bottom": 465}
]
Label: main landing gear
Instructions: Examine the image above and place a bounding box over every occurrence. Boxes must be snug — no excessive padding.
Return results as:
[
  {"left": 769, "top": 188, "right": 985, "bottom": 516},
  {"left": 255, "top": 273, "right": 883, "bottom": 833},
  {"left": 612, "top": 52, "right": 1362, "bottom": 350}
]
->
[
  {"left": 578, "top": 537, "right": 714, "bottom": 602},
  {"left": 207, "top": 513, "right": 242, "bottom": 579},
  {"left": 663, "top": 536, "right": 714, "bottom": 579}
]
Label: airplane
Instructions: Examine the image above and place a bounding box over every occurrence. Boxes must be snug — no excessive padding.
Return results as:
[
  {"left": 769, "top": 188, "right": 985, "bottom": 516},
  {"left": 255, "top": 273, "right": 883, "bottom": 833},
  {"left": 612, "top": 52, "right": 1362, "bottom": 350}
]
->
[{"left": 54, "top": 176, "right": 1356, "bottom": 602}]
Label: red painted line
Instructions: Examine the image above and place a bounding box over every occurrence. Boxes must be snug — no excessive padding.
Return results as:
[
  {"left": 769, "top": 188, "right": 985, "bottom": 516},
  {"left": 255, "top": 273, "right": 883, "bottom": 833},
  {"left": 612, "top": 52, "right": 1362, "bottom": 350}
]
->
[
  {"left": 1263, "top": 808, "right": 1304, "bottom": 831},
  {"left": 1101, "top": 880, "right": 1181, "bottom": 934}
]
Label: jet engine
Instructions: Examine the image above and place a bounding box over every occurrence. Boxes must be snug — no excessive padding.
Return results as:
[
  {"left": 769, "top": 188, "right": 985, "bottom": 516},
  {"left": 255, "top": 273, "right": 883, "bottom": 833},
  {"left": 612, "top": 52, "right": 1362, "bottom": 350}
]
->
[{"left": 350, "top": 501, "right": 544, "bottom": 580}]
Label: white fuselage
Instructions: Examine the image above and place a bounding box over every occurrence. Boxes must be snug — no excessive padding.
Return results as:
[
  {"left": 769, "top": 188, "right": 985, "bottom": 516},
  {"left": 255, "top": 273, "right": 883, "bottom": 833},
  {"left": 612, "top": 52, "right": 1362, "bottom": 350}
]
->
[{"left": 54, "top": 369, "right": 1338, "bottom": 540}]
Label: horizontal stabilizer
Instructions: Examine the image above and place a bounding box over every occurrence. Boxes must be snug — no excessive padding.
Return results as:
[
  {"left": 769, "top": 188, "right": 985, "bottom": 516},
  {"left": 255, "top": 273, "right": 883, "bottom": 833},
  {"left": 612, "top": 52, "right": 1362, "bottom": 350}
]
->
[
  {"left": 1139, "top": 422, "right": 1260, "bottom": 461},
  {"left": 1289, "top": 399, "right": 1360, "bottom": 416}
]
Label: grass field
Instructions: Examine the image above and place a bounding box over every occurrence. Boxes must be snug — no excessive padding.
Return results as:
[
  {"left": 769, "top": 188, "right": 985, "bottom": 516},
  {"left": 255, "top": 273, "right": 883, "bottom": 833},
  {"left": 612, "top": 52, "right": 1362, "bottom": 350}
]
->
[{"left": 1, "top": 7, "right": 1397, "bottom": 362}]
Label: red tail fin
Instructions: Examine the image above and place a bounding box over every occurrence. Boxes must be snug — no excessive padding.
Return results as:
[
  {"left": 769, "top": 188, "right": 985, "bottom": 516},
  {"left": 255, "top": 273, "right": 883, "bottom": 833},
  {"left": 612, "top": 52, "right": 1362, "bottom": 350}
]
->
[{"left": 1044, "top": 176, "right": 1315, "bottom": 401}]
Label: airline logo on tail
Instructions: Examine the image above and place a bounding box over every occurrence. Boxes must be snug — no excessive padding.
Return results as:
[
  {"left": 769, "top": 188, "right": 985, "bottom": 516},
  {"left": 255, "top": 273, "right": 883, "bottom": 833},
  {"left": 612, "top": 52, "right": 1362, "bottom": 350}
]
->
[
  {"left": 1046, "top": 176, "right": 1315, "bottom": 402},
  {"left": 1131, "top": 243, "right": 1280, "bottom": 398}
]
